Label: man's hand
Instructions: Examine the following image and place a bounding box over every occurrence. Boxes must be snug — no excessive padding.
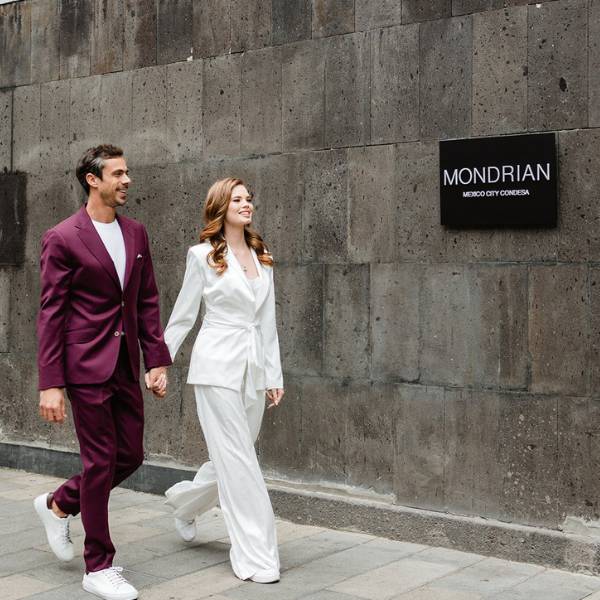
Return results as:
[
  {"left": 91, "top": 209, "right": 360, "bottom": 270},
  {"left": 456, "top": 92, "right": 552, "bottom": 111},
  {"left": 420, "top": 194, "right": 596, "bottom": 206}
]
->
[
  {"left": 145, "top": 366, "right": 168, "bottom": 398},
  {"left": 266, "top": 388, "right": 284, "bottom": 409},
  {"left": 39, "top": 388, "right": 66, "bottom": 423}
]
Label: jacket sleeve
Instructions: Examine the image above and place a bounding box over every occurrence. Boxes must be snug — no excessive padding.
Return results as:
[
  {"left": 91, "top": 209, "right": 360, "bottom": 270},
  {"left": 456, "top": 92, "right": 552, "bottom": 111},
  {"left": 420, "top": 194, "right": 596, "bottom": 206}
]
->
[
  {"left": 37, "top": 229, "right": 72, "bottom": 390},
  {"left": 163, "top": 247, "right": 205, "bottom": 362},
  {"left": 258, "top": 267, "right": 284, "bottom": 389},
  {"left": 137, "top": 226, "right": 173, "bottom": 370}
]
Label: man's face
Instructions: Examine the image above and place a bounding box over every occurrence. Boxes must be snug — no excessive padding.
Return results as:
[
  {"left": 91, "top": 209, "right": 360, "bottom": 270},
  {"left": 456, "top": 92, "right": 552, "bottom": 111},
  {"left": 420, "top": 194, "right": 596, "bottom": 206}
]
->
[{"left": 89, "top": 157, "right": 131, "bottom": 208}]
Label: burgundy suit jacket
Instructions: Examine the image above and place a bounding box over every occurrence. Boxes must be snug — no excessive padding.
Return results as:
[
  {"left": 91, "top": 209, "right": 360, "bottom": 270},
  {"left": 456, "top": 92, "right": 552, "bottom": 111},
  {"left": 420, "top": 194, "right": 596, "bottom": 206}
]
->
[{"left": 37, "top": 205, "right": 172, "bottom": 390}]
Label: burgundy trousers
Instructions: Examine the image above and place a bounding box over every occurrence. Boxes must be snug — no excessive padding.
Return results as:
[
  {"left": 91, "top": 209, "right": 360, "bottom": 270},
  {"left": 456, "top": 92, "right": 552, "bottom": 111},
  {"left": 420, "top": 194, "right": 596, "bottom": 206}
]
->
[{"left": 52, "top": 341, "right": 144, "bottom": 573}]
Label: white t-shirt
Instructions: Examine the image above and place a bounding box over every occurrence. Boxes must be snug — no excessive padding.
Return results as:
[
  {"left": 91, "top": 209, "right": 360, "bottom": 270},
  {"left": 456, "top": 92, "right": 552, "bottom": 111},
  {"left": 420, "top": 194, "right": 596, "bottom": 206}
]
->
[{"left": 92, "top": 219, "right": 126, "bottom": 289}]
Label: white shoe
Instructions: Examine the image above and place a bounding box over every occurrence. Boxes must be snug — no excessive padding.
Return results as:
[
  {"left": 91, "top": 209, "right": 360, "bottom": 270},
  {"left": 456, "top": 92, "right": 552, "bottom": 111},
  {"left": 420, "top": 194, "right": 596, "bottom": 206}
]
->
[
  {"left": 82, "top": 566, "right": 138, "bottom": 600},
  {"left": 33, "top": 493, "right": 74, "bottom": 562},
  {"left": 250, "top": 568, "right": 280, "bottom": 584},
  {"left": 174, "top": 517, "right": 196, "bottom": 542}
]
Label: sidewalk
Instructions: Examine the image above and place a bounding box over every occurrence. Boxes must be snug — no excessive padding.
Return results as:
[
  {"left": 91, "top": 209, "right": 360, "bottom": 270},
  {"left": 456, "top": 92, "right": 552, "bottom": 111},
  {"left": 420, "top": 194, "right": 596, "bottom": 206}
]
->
[{"left": 2, "top": 468, "right": 600, "bottom": 600}]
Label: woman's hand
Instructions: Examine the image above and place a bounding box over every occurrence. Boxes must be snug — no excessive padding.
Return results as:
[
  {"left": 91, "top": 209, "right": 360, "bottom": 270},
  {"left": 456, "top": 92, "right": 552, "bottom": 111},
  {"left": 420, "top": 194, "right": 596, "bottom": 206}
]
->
[{"left": 266, "top": 388, "right": 284, "bottom": 409}]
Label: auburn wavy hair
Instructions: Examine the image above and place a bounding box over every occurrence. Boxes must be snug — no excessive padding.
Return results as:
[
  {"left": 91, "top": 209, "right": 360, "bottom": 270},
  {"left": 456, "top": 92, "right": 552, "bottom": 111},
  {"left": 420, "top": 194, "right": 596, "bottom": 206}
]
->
[{"left": 199, "top": 178, "right": 273, "bottom": 275}]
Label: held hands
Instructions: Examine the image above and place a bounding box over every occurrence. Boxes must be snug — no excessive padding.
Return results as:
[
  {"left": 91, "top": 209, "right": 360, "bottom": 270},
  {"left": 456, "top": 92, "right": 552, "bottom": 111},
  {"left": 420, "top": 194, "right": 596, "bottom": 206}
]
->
[
  {"left": 39, "top": 388, "right": 67, "bottom": 423},
  {"left": 145, "top": 366, "right": 168, "bottom": 398},
  {"left": 266, "top": 388, "right": 284, "bottom": 410}
]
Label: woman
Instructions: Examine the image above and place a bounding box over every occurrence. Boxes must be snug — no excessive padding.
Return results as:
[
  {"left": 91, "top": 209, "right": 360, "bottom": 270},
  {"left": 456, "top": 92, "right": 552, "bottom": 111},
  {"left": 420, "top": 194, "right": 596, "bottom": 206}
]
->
[{"left": 161, "top": 178, "right": 284, "bottom": 584}]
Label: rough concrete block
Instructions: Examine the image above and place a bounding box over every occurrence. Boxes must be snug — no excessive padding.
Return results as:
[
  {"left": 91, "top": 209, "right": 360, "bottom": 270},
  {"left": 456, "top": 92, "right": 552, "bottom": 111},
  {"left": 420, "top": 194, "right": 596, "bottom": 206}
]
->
[
  {"left": 472, "top": 6, "right": 527, "bottom": 136},
  {"left": 202, "top": 54, "right": 241, "bottom": 159},
  {"left": 558, "top": 128, "right": 600, "bottom": 262},
  {"left": 282, "top": 39, "right": 326, "bottom": 151},
  {"left": 589, "top": 266, "right": 600, "bottom": 394},
  {"left": 166, "top": 61, "right": 203, "bottom": 162},
  {"left": 402, "top": 0, "right": 451, "bottom": 23},
  {"left": 302, "top": 149, "right": 348, "bottom": 263},
  {"left": 355, "top": 0, "right": 403, "bottom": 31},
  {"left": 527, "top": 0, "right": 588, "bottom": 130},
  {"left": 157, "top": 0, "right": 193, "bottom": 64},
  {"left": 13, "top": 84, "right": 40, "bottom": 175},
  {"left": 452, "top": 0, "right": 503, "bottom": 15},
  {"left": 59, "top": 0, "right": 92, "bottom": 79},
  {"left": 40, "top": 80, "right": 71, "bottom": 174},
  {"left": 275, "top": 264, "right": 323, "bottom": 377},
  {"left": 230, "top": 0, "right": 271, "bottom": 52},
  {"left": 91, "top": 0, "right": 124, "bottom": 75},
  {"left": 395, "top": 384, "right": 445, "bottom": 510},
  {"left": 68, "top": 75, "right": 103, "bottom": 167},
  {"left": 8, "top": 263, "right": 39, "bottom": 355},
  {"left": 99, "top": 70, "right": 133, "bottom": 152},
  {"left": 324, "top": 33, "right": 370, "bottom": 147},
  {"left": 0, "top": 173, "right": 26, "bottom": 266},
  {"left": 347, "top": 145, "right": 397, "bottom": 262},
  {"left": 323, "top": 265, "right": 370, "bottom": 378},
  {"left": 591, "top": 0, "right": 600, "bottom": 127},
  {"left": 312, "top": 0, "right": 354, "bottom": 38},
  {"left": 130, "top": 66, "right": 168, "bottom": 166},
  {"left": 420, "top": 16, "right": 472, "bottom": 140},
  {"left": 370, "top": 263, "right": 420, "bottom": 383},
  {"left": 192, "top": 0, "right": 231, "bottom": 58},
  {"left": 0, "top": 90, "right": 11, "bottom": 172},
  {"left": 241, "top": 47, "right": 282, "bottom": 155},
  {"left": 529, "top": 265, "right": 589, "bottom": 395},
  {"left": 420, "top": 264, "right": 528, "bottom": 389},
  {"left": 370, "top": 24, "right": 419, "bottom": 144},
  {"left": 31, "top": 0, "right": 60, "bottom": 83},
  {"left": 0, "top": 1, "right": 31, "bottom": 88},
  {"left": 0, "top": 270, "right": 9, "bottom": 352},
  {"left": 272, "top": 0, "right": 311, "bottom": 45},
  {"left": 0, "top": 355, "right": 25, "bottom": 437},
  {"left": 123, "top": 0, "right": 157, "bottom": 70}
]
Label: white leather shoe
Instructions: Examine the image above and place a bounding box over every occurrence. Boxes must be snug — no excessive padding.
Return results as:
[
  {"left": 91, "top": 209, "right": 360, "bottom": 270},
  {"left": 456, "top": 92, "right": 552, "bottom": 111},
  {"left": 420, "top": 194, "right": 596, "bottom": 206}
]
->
[
  {"left": 174, "top": 517, "right": 196, "bottom": 542},
  {"left": 250, "top": 568, "right": 280, "bottom": 584},
  {"left": 82, "top": 566, "right": 138, "bottom": 600},
  {"left": 33, "top": 493, "right": 74, "bottom": 562}
]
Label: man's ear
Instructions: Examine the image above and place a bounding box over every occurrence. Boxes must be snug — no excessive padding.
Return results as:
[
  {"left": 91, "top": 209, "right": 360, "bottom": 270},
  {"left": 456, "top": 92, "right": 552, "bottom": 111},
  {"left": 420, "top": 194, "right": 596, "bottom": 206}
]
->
[{"left": 86, "top": 172, "right": 100, "bottom": 189}]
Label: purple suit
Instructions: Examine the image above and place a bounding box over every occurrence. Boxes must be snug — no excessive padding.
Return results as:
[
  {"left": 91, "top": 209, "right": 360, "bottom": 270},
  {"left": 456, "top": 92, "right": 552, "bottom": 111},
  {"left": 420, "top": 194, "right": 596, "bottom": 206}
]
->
[{"left": 37, "top": 205, "right": 172, "bottom": 572}]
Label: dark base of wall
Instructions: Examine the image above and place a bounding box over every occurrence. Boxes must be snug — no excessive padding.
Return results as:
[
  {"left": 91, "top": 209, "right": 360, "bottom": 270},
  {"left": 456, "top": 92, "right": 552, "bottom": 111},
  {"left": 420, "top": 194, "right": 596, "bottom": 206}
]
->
[{"left": 2, "top": 441, "right": 599, "bottom": 575}]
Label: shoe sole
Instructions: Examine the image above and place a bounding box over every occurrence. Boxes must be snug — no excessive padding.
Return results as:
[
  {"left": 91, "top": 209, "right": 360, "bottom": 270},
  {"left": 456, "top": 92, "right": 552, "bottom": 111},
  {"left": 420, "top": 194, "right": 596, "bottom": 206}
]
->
[
  {"left": 82, "top": 580, "right": 138, "bottom": 600},
  {"left": 33, "top": 494, "right": 74, "bottom": 562}
]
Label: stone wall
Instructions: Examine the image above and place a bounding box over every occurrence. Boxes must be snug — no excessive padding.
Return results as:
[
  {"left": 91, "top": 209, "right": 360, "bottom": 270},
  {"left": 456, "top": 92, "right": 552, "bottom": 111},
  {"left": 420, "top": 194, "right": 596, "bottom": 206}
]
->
[{"left": 1, "top": 0, "right": 600, "bottom": 531}]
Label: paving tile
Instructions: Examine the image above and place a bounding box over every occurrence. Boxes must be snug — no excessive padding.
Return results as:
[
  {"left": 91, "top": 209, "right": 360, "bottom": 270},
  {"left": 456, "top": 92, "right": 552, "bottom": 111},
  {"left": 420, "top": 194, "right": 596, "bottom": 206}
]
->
[
  {"left": 0, "top": 574, "right": 58, "bottom": 600},
  {"left": 394, "top": 588, "right": 483, "bottom": 600}
]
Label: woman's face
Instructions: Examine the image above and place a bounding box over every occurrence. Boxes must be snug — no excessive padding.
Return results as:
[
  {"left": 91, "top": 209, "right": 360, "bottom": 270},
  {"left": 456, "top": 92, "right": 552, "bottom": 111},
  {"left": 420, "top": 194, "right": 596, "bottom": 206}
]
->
[{"left": 225, "top": 184, "right": 254, "bottom": 228}]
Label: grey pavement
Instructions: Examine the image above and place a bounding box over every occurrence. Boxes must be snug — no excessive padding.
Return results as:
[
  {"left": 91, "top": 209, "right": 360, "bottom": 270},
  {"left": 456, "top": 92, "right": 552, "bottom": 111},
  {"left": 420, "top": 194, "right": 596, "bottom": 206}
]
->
[{"left": 2, "top": 468, "right": 600, "bottom": 600}]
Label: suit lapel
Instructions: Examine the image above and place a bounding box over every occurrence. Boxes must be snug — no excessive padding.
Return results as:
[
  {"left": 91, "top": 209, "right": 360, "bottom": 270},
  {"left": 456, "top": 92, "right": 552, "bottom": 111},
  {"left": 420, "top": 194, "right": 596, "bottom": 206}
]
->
[
  {"left": 226, "top": 243, "right": 253, "bottom": 296},
  {"left": 251, "top": 250, "right": 270, "bottom": 310},
  {"left": 118, "top": 215, "right": 136, "bottom": 291}
]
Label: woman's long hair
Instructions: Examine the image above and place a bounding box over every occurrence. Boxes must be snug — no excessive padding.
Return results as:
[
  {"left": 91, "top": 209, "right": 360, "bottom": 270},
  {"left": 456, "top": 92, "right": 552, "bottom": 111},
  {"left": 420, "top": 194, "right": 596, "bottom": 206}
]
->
[{"left": 199, "top": 177, "right": 273, "bottom": 275}]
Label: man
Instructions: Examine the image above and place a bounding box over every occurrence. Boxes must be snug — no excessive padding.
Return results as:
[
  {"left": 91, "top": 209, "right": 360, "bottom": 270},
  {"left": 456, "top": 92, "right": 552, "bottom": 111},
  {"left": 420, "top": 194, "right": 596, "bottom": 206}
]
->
[{"left": 35, "top": 144, "right": 171, "bottom": 600}]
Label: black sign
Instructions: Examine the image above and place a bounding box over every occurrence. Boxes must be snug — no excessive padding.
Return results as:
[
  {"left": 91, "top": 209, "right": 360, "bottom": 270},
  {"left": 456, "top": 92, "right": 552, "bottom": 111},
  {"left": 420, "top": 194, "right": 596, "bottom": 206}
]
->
[{"left": 440, "top": 133, "right": 558, "bottom": 228}]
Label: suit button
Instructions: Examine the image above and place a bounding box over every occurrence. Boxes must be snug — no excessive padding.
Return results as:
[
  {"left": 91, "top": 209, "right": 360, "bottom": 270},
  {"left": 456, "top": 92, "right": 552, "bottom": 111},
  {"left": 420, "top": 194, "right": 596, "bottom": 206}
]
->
[{"left": 114, "top": 331, "right": 120, "bottom": 337}]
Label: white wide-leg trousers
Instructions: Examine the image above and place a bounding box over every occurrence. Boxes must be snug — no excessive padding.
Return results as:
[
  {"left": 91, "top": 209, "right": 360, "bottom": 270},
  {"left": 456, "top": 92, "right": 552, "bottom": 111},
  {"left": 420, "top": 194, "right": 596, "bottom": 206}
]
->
[{"left": 164, "top": 374, "right": 279, "bottom": 580}]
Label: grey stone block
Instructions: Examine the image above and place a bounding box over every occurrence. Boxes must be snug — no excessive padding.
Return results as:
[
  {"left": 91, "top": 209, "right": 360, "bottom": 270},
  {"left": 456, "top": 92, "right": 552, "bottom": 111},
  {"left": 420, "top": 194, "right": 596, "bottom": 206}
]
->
[
  {"left": 591, "top": 0, "right": 600, "bottom": 127},
  {"left": 123, "top": 0, "right": 157, "bottom": 70},
  {"left": 325, "top": 33, "right": 370, "bottom": 148},
  {"left": 0, "top": 270, "right": 8, "bottom": 351},
  {"left": 348, "top": 145, "right": 397, "bottom": 262},
  {"left": 0, "top": 90, "right": 11, "bottom": 172},
  {"left": 13, "top": 84, "right": 41, "bottom": 174},
  {"left": 323, "top": 264, "right": 370, "bottom": 378},
  {"left": 370, "top": 263, "right": 421, "bottom": 382},
  {"left": 589, "top": 266, "right": 600, "bottom": 393},
  {"left": 420, "top": 16, "right": 472, "bottom": 140},
  {"left": 0, "top": 173, "right": 26, "bottom": 266},
  {"left": 202, "top": 54, "right": 241, "bottom": 159},
  {"left": 528, "top": 265, "right": 589, "bottom": 396},
  {"left": 302, "top": 149, "right": 348, "bottom": 263},
  {"left": 282, "top": 39, "right": 326, "bottom": 151},
  {"left": 395, "top": 383, "right": 445, "bottom": 510},
  {"left": 452, "top": 0, "right": 503, "bottom": 14},
  {"left": 40, "top": 80, "right": 71, "bottom": 173},
  {"left": 31, "top": 0, "right": 60, "bottom": 83},
  {"left": 472, "top": 6, "right": 527, "bottom": 136},
  {"left": 241, "top": 47, "right": 282, "bottom": 155},
  {"left": 527, "top": 0, "right": 588, "bottom": 131},
  {"left": 8, "top": 263, "right": 39, "bottom": 355},
  {"left": 0, "top": 1, "right": 31, "bottom": 88},
  {"left": 157, "top": 0, "right": 193, "bottom": 64},
  {"left": 68, "top": 75, "right": 103, "bottom": 167},
  {"left": 370, "top": 24, "right": 419, "bottom": 144},
  {"left": 312, "top": 0, "right": 354, "bottom": 38},
  {"left": 59, "top": 0, "right": 92, "bottom": 79},
  {"left": 355, "top": 0, "right": 403, "bottom": 31},
  {"left": 272, "top": 0, "right": 311, "bottom": 45},
  {"left": 130, "top": 66, "right": 168, "bottom": 166},
  {"left": 99, "top": 70, "right": 133, "bottom": 152},
  {"left": 420, "top": 264, "right": 528, "bottom": 389},
  {"left": 166, "top": 60, "right": 203, "bottom": 162},
  {"left": 402, "top": 0, "right": 451, "bottom": 23},
  {"left": 230, "top": 0, "right": 271, "bottom": 52},
  {"left": 192, "top": 0, "right": 231, "bottom": 58},
  {"left": 275, "top": 264, "right": 323, "bottom": 376},
  {"left": 91, "top": 0, "right": 124, "bottom": 75}
]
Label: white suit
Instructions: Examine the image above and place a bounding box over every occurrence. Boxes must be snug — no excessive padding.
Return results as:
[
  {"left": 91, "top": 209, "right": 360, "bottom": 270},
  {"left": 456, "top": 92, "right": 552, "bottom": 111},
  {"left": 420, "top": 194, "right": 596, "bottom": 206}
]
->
[{"left": 162, "top": 241, "right": 283, "bottom": 580}]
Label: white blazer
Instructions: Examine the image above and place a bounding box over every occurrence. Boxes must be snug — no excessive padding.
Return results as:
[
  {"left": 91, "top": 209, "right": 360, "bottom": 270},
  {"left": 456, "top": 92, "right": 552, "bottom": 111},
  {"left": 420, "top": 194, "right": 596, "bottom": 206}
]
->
[{"left": 163, "top": 241, "right": 283, "bottom": 392}]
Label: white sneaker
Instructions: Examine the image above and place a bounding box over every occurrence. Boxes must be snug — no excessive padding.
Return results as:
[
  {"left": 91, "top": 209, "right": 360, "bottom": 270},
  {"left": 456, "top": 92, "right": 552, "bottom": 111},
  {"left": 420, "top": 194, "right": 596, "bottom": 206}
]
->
[
  {"left": 33, "top": 493, "right": 74, "bottom": 562},
  {"left": 82, "top": 566, "right": 138, "bottom": 600},
  {"left": 250, "top": 568, "right": 280, "bottom": 584},
  {"left": 174, "top": 517, "right": 196, "bottom": 542}
]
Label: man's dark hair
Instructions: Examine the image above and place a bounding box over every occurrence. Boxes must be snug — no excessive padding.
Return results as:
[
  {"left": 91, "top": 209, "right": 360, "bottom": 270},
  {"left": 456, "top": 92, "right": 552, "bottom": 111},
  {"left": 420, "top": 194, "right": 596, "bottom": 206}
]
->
[{"left": 76, "top": 144, "right": 124, "bottom": 195}]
